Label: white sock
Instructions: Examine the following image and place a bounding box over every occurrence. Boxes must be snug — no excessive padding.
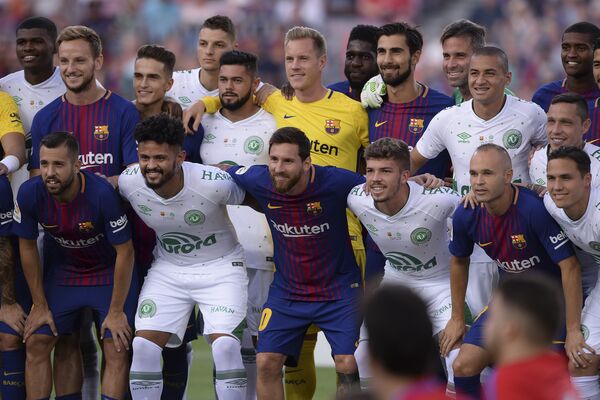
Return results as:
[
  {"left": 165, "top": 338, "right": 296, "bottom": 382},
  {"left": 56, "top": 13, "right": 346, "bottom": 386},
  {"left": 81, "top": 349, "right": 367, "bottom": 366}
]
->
[
  {"left": 445, "top": 348, "right": 460, "bottom": 396},
  {"left": 241, "top": 329, "right": 257, "bottom": 400},
  {"left": 182, "top": 342, "right": 193, "bottom": 400},
  {"left": 355, "top": 340, "right": 371, "bottom": 390},
  {"left": 130, "top": 337, "right": 164, "bottom": 400},
  {"left": 212, "top": 335, "right": 247, "bottom": 400},
  {"left": 572, "top": 375, "right": 600, "bottom": 400}
]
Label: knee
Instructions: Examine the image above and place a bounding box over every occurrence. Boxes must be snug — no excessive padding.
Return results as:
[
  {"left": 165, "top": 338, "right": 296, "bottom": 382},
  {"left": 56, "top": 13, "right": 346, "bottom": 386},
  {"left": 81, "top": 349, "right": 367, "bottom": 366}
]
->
[
  {"left": 0, "top": 332, "right": 23, "bottom": 351},
  {"left": 257, "top": 353, "right": 284, "bottom": 379},
  {"left": 131, "top": 336, "right": 162, "bottom": 366},
  {"left": 211, "top": 335, "right": 241, "bottom": 359},
  {"left": 103, "top": 339, "right": 130, "bottom": 367},
  {"left": 452, "top": 352, "right": 483, "bottom": 377},
  {"left": 26, "top": 334, "right": 56, "bottom": 360},
  {"left": 334, "top": 355, "right": 357, "bottom": 374},
  {"left": 54, "top": 334, "right": 80, "bottom": 362}
]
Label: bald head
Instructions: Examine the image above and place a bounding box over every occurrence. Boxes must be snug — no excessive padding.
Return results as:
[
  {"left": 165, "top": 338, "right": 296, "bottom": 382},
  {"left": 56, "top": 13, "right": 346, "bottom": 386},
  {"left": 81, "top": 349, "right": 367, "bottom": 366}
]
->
[{"left": 473, "top": 143, "right": 512, "bottom": 172}]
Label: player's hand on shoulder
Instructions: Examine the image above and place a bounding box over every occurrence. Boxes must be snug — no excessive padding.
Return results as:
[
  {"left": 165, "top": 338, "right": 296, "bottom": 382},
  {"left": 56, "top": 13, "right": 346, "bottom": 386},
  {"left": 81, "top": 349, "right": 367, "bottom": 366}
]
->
[
  {"left": 565, "top": 329, "right": 595, "bottom": 369},
  {"left": 280, "top": 81, "right": 295, "bottom": 100},
  {"left": 23, "top": 303, "right": 57, "bottom": 341},
  {"left": 528, "top": 144, "right": 544, "bottom": 168},
  {"left": 439, "top": 317, "right": 466, "bottom": 357},
  {"left": 255, "top": 82, "right": 278, "bottom": 106},
  {"left": 101, "top": 310, "right": 132, "bottom": 352},
  {"left": 161, "top": 98, "right": 183, "bottom": 120},
  {"left": 409, "top": 173, "right": 445, "bottom": 188},
  {"left": 0, "top": 302, "right": 27, "bottom": 335},
  {"left": 460, "top": 189, "right": 479, "bottom": 209},
  {"left": 183, "top": 100, "right": 206, "bottom": 134},
  {"left": 360, "top": 74, "right": 385, "bottom": 109}
]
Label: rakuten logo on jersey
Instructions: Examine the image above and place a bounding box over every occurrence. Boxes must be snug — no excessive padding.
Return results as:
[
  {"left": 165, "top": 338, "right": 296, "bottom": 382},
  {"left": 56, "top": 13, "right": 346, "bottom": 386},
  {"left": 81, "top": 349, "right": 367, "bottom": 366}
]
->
[
  {"left": 270, "top": 220, "right": 330, "bottom": 238},
  {"left": 109, "top": 215, "right": 128, "bottom": 233},
  {"left": 51, "top": 233, "right": 105, "bottom": 248},
  {"left": 79, "top": 152, "right": 114, "bottom": 168},
  {"left": 496, "top": 255, "right": 540, "bottom": 273}
]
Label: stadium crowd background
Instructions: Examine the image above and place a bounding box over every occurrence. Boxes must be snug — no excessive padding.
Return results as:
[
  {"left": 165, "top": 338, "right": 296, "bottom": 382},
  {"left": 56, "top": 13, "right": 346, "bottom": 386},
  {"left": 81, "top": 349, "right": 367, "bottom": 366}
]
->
[{"left": 0, "top": 0, "right": 599, "bottom": 100}]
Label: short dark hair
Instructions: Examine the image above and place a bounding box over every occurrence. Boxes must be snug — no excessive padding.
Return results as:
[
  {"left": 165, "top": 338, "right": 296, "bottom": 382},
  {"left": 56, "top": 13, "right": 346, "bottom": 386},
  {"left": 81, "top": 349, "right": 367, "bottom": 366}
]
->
[
  {"left": 548, "top": 146, "right": 591, "bottom": 177},
  {"left": 365, "top": 285, "right": 436, "bottom": 377},
  {"left": 202, "top": 15, "right": 236, "bottom": 41},
  {"left": 136, "top": 44, "right": 176, "bottom": 77},
  {"left": 269, "top": 127, "right": 311, "bottom": 161},
  {"left": 40, "top": 131, "right": 79, "bottom": 162},
  {"left": 377, "top": 22, "right": 423, "bottom": 56},
  {"left": 364, "top": 138, "right": 410, "bottom": 171},
  {"left": 563, "top": 22, "right": 600, "bottom": 44},
  {"left": 496, "top": 275, "right": 563, "bottom": 345},
  {"left": 472, "top": 46, "right": 509, "bottom": 73},
  {"left": 16, "top": 16, "right": 58, "bottom": 42},
  {"left": 440, "top": 19, "right": 486, "bottom": 49},
  {"left": 550, "top": 93, "right": 589, "bottom": 121},
  {"left": 219, "top": 50, "right": 258, "bottom": 76},
  {"left": 134, "top": 113, "right": 184, "bottom": 148},
  {"left": 348, "top": 24, "right": 378, "bottom": 53},
  {"left": 594, "top": 37, "right": 600, "bottom": 53}
]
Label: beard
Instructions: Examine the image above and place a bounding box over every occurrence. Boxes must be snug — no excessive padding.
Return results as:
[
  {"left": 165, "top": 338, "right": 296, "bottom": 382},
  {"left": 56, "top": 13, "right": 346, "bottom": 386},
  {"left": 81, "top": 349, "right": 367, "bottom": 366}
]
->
[
  {"left": 44, "top": 172, "right": 76, "bottom": 196},
  {"left": 142, "top": 162, "right": 177, "bottom": 190},
  {"left": 64, "top": 73, "right": 95, "bottom": 94},
  {"left": 270, "top": 171, "right": 302, "bottom": 194},
  {"left": 381, "top": 62, "right": 412, "bottom": 87},
  {"left": 220, "top": 88, "right": 253, "bottom": 111}
]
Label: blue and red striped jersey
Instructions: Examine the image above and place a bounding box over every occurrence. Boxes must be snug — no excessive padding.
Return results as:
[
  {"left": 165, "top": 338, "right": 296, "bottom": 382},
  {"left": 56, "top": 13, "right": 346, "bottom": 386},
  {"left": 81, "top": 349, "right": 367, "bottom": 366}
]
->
[
  {"left": 29, "top": 90, "right": 139, "bottom": 176},
  {"left": 327, "top": 80, "right": 360, "bottom": 102},
  {"left": 229, "top": 164, "right": 364, "bottom": 301},
  {"left": 450, "top": 186, "right": 574, "bottom": 281},
  {"left": 13, "top": 170, "right": 131, "bottom": 286},
  {"left": 368, "top": 85, "right": 454, "bottom": 177},
  {"left": 590, "top": 97, "right": 600, "bottom": 144}
]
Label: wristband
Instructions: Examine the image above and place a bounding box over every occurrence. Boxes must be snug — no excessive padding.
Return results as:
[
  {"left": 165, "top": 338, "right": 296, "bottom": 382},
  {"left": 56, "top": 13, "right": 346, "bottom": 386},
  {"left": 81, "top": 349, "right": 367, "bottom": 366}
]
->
[{"left": 0, "top": 154, "right": 19, "bottom": 173}]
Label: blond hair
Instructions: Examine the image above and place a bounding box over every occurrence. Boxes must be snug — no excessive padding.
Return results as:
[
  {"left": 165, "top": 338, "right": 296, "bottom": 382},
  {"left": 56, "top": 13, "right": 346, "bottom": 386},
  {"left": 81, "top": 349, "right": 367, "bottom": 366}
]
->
[
  {"left": 284, "top": 26, "right": 327, "bottom": 56},
  {"left": 57, "top": 25, "right": 102, "bottom": 58}
]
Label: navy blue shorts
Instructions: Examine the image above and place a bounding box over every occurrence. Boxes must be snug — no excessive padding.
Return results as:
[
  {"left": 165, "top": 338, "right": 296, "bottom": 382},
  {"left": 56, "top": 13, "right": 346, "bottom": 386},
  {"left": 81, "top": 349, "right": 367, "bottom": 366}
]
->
[
  {"left": 256, "top": 294, "right": 360, "bottom": 366},
  {"left": 34, "top": 279, "right": 138, "bottom": 338},
  {"left": 0, "top": 264, "right": 32, "bottom": 337}
]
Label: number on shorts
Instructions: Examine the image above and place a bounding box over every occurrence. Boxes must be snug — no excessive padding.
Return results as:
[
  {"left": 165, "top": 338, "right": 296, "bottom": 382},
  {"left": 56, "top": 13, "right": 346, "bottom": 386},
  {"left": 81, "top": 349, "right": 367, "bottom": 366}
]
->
[{"left": 258, "top": 308, "right": 272, "bottom": 331}]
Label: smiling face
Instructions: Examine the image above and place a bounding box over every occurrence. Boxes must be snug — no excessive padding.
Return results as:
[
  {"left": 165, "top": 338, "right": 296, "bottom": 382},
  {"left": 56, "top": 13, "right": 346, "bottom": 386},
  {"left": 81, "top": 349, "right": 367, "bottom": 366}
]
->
[
  {"left": 593, "top": 48, "right": 600, "bottom": 88},
  {"left": 16, "top": 27, "right": 55, "bottom": 72},
  {"left": 365, "top": 157, "right": 408, "bottom": 204},
  {"left": 561, "top": 32, "right": 594, "bottom": 78},
  {"left": 138, "top": 140, "right": 185, "bottom": 190},
  {"left": 133, "top": 57, "right": 173, "bottom": 107},
  {"left": 284, "top": 38, "right": 326, "bottom": 92},
  {"left": 442, "top": 35, "right": 474, "bottom": 89},
  {"left": 376, "top": 34, "right": 419, "bottom": 87},
  {"left": 468, "top": 54, "right": 511, "bottom": 106},
  {"left": 546, "top": 102, "right": 590, "bottom": 150},
  {"left": 268, "top": 142, "right": 310, "bottom": 194},
  {"left": 58, "top": 38, "right": 102, "bottom": 94},
  {"left": 547, "top": 157, "right": 591, "bottom": 210}
]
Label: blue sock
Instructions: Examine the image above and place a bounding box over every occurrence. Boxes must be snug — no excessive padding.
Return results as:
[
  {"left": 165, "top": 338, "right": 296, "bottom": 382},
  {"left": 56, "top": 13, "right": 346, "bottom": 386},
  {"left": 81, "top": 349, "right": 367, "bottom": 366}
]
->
[
  {"left": 161, "top": 344, "right": 189, "bottom": 400},
  {"left": 455, "top": 375, "right": 481, "bottom": 399},
  {"left": 1, "top": 348, "right": 26, "bottom": 400},
  {"left": 55, "top": 392, "right": 82, "bottom": 400},
  {"left": 101, "top": 395, "right": 118, "bottom": 400}
]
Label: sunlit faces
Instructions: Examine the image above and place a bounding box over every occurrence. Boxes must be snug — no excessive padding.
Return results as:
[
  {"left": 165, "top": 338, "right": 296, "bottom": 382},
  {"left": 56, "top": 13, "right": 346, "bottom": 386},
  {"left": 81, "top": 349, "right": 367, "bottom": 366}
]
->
[
  {"left": 58, "top": 38, "right": 102, "bottom": 93},
  {"left": 593, "top": 48, "right": 600, "bottom": 87},
  {"left": 133, "top": 58, "right": 173, "bottom": 107},
  {"left": 218, "top": 64, "right": 257, "bottom": 111},
  {"left": 442, "top": 35, "right": 474, "bottom": 89},
  {"left": 284, "top": 38, "right": 326, "bottom": 92},
  {"left": 344, "top": 39, "right": 377, "bottom": 89},
  {"left": 547, "top": 157, "right": 592, "bottom": 210},
  {"left": 468, "top": 54, "right": 511, "bottom": 106},
  {"left": 469, "top": 150, "right": 513, "bottom": 203},
  {"left": 365, "top": 158, "right": 407, "bottom": 203},
  {"left": 138, "top": 141, "right": 185, "bottom": 190},
  {"left": 546, "top": 102, "right": 590, "bottom": 150},
  {"left": 40, "top": 144, "right": 80, "bottom": 196},
  {"left": 561, "top": 32, "right": 594, "bottom": 78},
  {"left": 197, "top": 28, "right": 235, "bottom": 72},
  {"left": 376, "top": 34, "right": 420, "bottom": 87},
  {"left": 268, "top": 143, "right": 310, "bottom": 194},
  {"left": 16, "top": 27, "right": 55, "bottom": 71}
]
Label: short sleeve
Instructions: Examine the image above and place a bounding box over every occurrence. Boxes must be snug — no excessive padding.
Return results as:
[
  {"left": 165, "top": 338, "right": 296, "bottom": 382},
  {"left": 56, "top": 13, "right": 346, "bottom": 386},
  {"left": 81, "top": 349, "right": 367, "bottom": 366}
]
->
[
  {"left": 120, "top": 103, "right": 140, "bottom": 167},
  {"left": 0, "top": 92, "right": 24, "bottom": 139},
  {"left": 12, "top": 183, "right": 39, "bottom": 240},
  {"left": 346, "top": 184, "right": 365, "bottom": 216},
  {"left": 29, "top": 111, "right": 45, "bottom": 169},
  {"left": 100, "top": 186, "right": 131, "bottom": 245},
  {"left": 531, "top": 88, "right": 546, "bottom": 112},
  {"left": 227, "top": 165, "right": 255, "bottom": 191},
  {"left": 530, "top": 203, "right": 575, "bottom": 263},
  {"left": 203, "top": 96, "right": 221, "bottom": 114},
  {"left": 415, "top": 112, "right": 448, "bottom": 159},
  {"left": 530, "top": 104, "right": 548, "bottom": 147},
  {"left": 448, "top": 207, "right": 475, "bottom": 257},
  {"left": 354, "top": 106, "right": 370, "bottom": 149},
  {"left": 183, "top": 124, "right": 204, "bottom": 164}
]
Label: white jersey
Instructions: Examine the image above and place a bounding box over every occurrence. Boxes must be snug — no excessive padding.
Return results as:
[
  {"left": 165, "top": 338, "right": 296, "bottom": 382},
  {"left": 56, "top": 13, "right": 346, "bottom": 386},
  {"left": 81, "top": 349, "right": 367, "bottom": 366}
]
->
[
  {"left": 416, "top": 95, "right": 547, "bottom": 196},
  {"left": 166, "top": 68, "right": 218, "bottom": 109},
  {"left": 200, "top": 108, "right": 277, "bottom": 271},
  {"left": 347, "top": 181, "right": 460, "bottom": 283},
  {"left": 119, "top": 162, "right": 245, "bottom": 266},
  {"left": 0, "top": 67, "right": 65, "bottom": 196},
  {"left": 530, "top": 143, "right": 600, "bottom": 187}
]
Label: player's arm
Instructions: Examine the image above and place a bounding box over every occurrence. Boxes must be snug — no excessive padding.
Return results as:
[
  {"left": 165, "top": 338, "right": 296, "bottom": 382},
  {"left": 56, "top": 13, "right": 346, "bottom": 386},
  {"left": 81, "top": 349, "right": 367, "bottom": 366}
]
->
[
  {"left": 182, "top": 96, "right": 221, "bottom": 134},
  {"left": 410, "top": 148, "right": 430, "bottom": 175},
  {"left": 0, "top": 236, "right": 26, "bottom": 335},
  {"left": 0, "top": 132, "right": 26, "bottom": 176},
  {"left": 101, "top": 240, "right": 134, "bottom": 352},
  {"left": 440, "top": 255, "right": 469, "bottom": 357}
]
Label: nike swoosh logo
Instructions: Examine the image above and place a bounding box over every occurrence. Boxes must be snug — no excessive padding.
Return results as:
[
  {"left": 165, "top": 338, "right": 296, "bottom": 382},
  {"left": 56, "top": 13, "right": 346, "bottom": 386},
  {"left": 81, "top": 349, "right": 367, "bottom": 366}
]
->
[
  {"left": 478, "top": 242, "right": 493, "bottom": 247},
  {"left": 41, "top": 224, "right": 58, "bottom": 228},
  {"left": 3, "top": 371, "right": 24, "bottom": 376},
  {"left": 374, "top": 120, "right": 387, "bottom": 128},
  {"left": 267, "top": 203, "right": 283, "bottom": 210},
  {"left": 283, "top": 114, "right": 295, "bottom": 119}
]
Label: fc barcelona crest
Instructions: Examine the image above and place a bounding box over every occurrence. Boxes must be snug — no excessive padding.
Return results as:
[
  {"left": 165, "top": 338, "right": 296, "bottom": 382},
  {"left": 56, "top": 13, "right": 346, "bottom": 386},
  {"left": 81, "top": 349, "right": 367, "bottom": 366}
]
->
[
  {"left": 94, "top": 125, "right": 109, "bottom": 141},
  {"left": 511, "top": 234, "right": 527, "bottom": 250},
  {"left": 306, "top": 201, "right": 322, "bottom": 215},
  {"left": 78, "top": 221, "right": 94, "bottom": 232},
  {"left": 408, "top": 118, "right": 424, "bottom": 134},
  {"left": 324, "top": 119, "right": 341, "bottom": 134}
]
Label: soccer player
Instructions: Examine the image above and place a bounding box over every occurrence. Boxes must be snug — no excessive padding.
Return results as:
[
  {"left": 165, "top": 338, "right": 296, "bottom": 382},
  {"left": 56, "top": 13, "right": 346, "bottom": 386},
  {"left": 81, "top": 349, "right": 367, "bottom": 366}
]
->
[
  {"left": 347, "top": 138, "right": 461, "bottom": 391},
  {"left": 13, "top": 132, "right": 136, "bottom": 400},
  {"left": 444, "top": 144, "right": 585, "bottom": 399},
  {"left": 590, "top": 38, "right": 600, "bottom": 142},
  {"left": 544, "top": 147, "right": 600, "bottom": 399},
  {"left": 0, "top": 92, "right": 25, "bottom": 178},
  {"left": 227, "top": 127, "right": 364, "bottom": 399},
  {"left": 411, "top": 46, "right": 547, "bottom": 318},
  {"left": 483, "top": 277, "right": 577, "bottom": 400},
  {"left": 365, "top": 285, "right": 447, "bottom": 400},
  {"left": 166, "top": 15, "right": 237, "bottom": 109},
  {"left": 532, "top": 23, "right": 600, "bottom": 119},
  {"left": 200, "top": 49, "right": 276, "bottom": 399},
  {"left": 120, "top": 114, "right": 248, "bottom": 400},
  {"left": 327, "top": 24, "right": 378, "bottom": 101},
  {"left": 0, "top": 17, "right": 65, "bottom": 197}
]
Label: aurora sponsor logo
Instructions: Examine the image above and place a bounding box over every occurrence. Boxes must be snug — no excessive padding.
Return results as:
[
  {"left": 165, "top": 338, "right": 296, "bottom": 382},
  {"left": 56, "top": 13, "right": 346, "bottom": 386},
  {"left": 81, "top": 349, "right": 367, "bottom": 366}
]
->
[
  {"left": 269, "top": 220, "right": 330, "bottom": 238},
  {"left": 158, "top": 232, "right": 216, "bottom": 254},
  {"left": 385, "top": 251, "right": 437, "bottom": 273}
]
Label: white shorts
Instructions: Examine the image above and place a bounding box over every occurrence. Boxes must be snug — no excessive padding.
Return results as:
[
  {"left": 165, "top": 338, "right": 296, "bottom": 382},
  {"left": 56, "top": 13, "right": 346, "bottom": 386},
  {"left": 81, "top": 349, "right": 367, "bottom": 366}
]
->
[
  {"left": 135, "top": 248, "right": 248, "bottom": 347},
  {"left": 581, "top": 283, "right": 600, "bottom": 352},
  {"left": 246, "top": 268, "right": 274, "bottom": 336},
  {"left": 466, "top": 261, "right": 498, "bottom": 318}
]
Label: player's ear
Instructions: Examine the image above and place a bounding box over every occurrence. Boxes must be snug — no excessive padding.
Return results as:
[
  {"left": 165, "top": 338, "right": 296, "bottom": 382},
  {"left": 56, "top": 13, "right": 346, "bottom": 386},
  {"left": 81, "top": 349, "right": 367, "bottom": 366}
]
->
[
  {"left": 505, "top": 168, "right": 513, "bottom": 183},
  {"left": 583, "top": 117, "right": 592, "bottom": 134},
  {"left": 177, "top": 149, "right": 186, "bottom": 165},
  {"left": 94, "top": 53, "right": 104, "bottom": 71},
  {"left": 505, "top": 70, "right": 512, "bottom": 86},
  {"left": 584, "top": 172, "right": 593, "bottom": 187},
  {"left": 411, "top": 49, "right": 421, "bottom": 66},
  {"left": 166, "top": 77, "right": 174, "bottom": 92},
  {"left": 73, "top": 157, "right": 81, "bottom": 172},
  {"left": 318, "top": 54, "right": 327, "bottom": 71}
]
